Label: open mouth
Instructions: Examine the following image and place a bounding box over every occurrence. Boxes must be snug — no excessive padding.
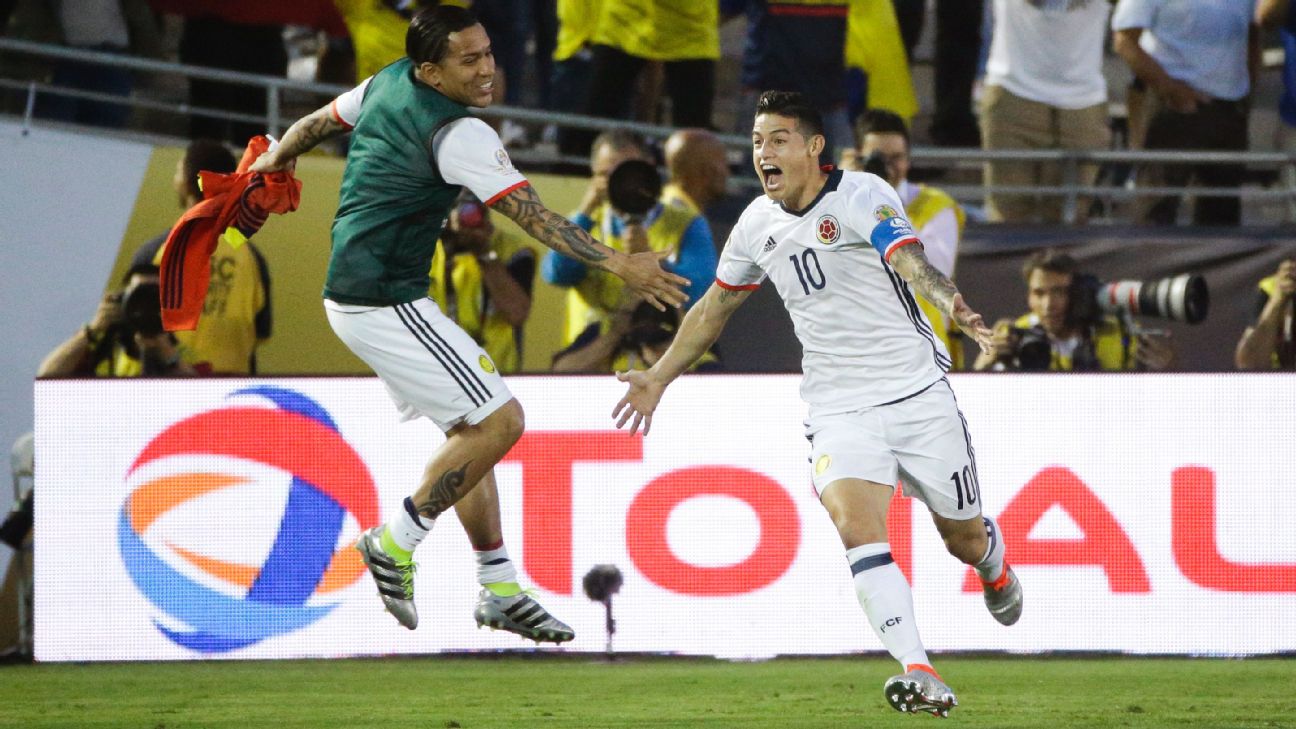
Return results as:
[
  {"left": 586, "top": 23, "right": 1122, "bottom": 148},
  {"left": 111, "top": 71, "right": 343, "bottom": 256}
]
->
[{"left": 760, "top": 163, "right": 783, "bottom": 191}]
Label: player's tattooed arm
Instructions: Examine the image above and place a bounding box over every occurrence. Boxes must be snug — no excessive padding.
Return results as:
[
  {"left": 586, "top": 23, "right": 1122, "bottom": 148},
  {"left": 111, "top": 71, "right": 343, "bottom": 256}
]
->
[
  {"left": 249, "top": 105, "right": 348, "bottom": 173},
  {"left": 492, "top": 184, "right": 690, "bottom": 310},
  {"left": 491, "top": 183, "right": 610, "bottom": 264},
  {"left": 889, "top": 244, "right": 957, "bottom": 314},
  {"left": 650, "top": 284, "right": 749, "bottom": 383},
  {"left": 889, "top": 244, "right": 995, "bottom": 353},
  {"left": 413, "top": 461, "right": 472, "bottom": 519}
]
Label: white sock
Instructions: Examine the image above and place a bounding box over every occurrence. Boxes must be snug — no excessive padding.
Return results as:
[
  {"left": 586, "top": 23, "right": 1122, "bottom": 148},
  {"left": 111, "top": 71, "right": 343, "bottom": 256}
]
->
[
  {"left": 474, "top": 543, "right": 518, "bottom": 585},
  {"left": 975, "top": 516, "right": 1005, "bottom": 583},
  {"left": 385, "top": 496, "right": 433, "bottom": 555},
  {"left": 847, "top": 543, "right": 930, "bottom": 671}
]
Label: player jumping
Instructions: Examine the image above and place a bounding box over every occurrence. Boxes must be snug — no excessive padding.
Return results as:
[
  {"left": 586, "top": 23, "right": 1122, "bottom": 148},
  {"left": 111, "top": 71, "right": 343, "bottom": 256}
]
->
[{"left": 251, "top": 5, "right": 688, "bottom": 643}]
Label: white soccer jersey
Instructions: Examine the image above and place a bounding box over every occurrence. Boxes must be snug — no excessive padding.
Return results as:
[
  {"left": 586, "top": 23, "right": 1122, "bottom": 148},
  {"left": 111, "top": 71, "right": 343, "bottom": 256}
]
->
[{"left": 716, "top": 169, "right": 951, "bottom": 414}]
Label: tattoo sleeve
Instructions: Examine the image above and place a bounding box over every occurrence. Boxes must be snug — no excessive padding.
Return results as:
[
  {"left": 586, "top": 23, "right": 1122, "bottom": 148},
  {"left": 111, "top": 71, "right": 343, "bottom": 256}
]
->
[
  {"left": 276, "top": 106, "right": 348, "bottom": 161},
  {"left": 415, "top": 461, "right": 471, "bottom": 518},
  {"left": 491, "top": 184, "right": 610, "bottom": 264},
  {"left": 891, "top": 244, "right": 958, "bottom": 314}
]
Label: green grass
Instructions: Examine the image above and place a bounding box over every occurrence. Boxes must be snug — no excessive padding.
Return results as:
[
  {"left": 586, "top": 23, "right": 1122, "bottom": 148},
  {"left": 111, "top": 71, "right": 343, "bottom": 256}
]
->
[{"left": 1, "top": 655, "right": 1292, "bottom": 728}]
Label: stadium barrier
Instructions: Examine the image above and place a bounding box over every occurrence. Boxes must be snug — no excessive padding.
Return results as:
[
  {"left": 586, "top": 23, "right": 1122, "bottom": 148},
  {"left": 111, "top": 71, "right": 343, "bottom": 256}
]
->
[
  {"left": 4, "top": 36, "right": 1296, "bottom": 221},
  {"left": 33, "top": 374, "right": 1296, "bottom": 662}
]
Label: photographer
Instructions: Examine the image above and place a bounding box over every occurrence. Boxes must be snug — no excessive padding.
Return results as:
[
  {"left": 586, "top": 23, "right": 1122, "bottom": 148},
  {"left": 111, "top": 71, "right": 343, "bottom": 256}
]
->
[
  {"left": 1235, "top": 258, "right": 1296, "bottom": 370},
  {"left": 551, "top": 298, "right": 722, "bottom": 374},
  {"left": 38, "top": 264, "right": 195, "bottom": 378},
  {"left": 844, "top": 109, "right": 967, "bottom": 367},
  {"left": 428, "top": 191, "right": 535, "bottom": 374},
  {"left": 973, "top": 249, "right": 1176, "bottom": 372},
  {"left": 542, "top": 129, "right": 716, "bottom": 347}
]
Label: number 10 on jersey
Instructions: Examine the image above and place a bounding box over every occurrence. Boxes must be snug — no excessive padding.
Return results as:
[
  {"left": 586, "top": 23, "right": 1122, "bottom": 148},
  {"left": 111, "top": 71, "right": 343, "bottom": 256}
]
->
[{"left": 790, "top": 249, "right": 826, "bottom": 295}]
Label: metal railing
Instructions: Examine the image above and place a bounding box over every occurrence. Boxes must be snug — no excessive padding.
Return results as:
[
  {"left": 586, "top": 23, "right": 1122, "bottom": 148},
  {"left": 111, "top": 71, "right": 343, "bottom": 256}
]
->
[{"left": 4, "top": 36, "right": 1295, "bottom": 224}]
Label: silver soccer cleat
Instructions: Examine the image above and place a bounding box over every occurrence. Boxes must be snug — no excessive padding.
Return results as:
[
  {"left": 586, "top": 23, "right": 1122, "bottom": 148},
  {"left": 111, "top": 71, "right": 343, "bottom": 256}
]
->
[
  {"left": 982, "top": 565, "right": 1023, "bottom": 626},
  {"left": 354, "top": 526, "right": 419, "bottom": 630},
  {"left": 473, "top": 589, "right": 575, "bottom": 644},
  {"left": 884, "top": 668, "right": 958, "bottom": 718}
]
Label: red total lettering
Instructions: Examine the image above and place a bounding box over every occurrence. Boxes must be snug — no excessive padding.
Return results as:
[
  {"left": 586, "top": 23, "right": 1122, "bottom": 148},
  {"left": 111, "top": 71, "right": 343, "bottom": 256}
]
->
[
  {"left": 502, "top": 431, "right": 643, "bottom": 595},
  {"left": 626, "top": 466, "right": 800, "bottom": 596},
  {"left": 1172, "top": 466, "right": 1296, "bottom": 592},
  {"left": 962, "top": 466, "right": 1150, "bottom": 593}
]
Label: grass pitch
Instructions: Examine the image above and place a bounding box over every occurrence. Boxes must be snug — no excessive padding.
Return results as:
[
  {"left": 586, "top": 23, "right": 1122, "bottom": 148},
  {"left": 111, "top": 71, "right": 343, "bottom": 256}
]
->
[{"left": 1, "top": 655, "right": 1291, "bottom": 728}]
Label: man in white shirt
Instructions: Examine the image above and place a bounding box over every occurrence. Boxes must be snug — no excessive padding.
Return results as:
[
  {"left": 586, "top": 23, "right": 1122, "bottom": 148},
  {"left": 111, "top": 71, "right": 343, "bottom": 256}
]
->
[
  {"left": 1113, "top": 0, "right": 1259, "bottom": 225},
  {"left": 980, "top": 0, "right": 1112, "bottom": 223},
  {"left": 613, "top": 91, "right": 1022, "bottom": 718}
]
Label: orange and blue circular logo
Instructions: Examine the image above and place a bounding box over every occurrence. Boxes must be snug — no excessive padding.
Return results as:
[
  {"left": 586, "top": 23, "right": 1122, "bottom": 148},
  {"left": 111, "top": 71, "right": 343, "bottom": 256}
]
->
[{"left": 118, "top": 386, "right": 378, "bottom": 653}]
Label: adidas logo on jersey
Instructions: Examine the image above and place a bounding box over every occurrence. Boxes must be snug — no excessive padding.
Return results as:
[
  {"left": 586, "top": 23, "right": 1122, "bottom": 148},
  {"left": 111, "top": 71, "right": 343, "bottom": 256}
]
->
[{"left": 763, "top": 236, "right": 778, "bottom": 252}]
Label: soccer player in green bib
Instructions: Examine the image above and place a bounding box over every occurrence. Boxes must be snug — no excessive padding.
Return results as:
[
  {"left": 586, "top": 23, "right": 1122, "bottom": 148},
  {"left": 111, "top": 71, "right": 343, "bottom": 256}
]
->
[{"left": 251, "top": 4, "right": 689, "bottom": 642}]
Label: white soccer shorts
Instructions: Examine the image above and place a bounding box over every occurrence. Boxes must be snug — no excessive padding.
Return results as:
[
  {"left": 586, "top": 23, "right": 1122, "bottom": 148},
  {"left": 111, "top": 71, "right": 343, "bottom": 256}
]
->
[
  {"left": 805, "top": 378, "right": 983, "bottom": 519},
  {"left": 325, "top": 297, "right": 513, "bottom": 432}
]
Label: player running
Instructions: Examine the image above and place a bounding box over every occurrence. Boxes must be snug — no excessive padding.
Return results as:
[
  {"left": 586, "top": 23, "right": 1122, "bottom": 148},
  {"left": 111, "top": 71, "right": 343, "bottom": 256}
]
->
[
  {"left": 613, "top": 91, "right": 1022, "bottom": 716},
  {"left": 251, "top": 4, "right": 688, "bottom": 643}
]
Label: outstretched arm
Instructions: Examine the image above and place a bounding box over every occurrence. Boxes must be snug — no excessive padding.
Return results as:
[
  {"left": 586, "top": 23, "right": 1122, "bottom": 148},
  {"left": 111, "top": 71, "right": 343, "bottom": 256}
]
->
[
  {"left": 613, "top": 283, "right": 751, "bottom": 435},
  {"left": 888, "top": 244, "right": 993, "bottom": 354},
  {"left": 490, "top": 184, "right": 690, "bottom": 311},
  {"left": 249, "top": 105, "right": 350, "bottom": 173}
]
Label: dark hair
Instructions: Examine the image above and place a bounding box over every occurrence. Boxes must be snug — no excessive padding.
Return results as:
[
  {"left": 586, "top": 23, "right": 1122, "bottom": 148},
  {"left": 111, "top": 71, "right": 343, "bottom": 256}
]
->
[
  {"left": 590, "top": 128, "right": 652, "bottom": 162},
  {"left": 754, "top": 90, "right": 824, "bottom": 139},
  {"left": 182, "top": 139, "right": 236, "bottom": 200},
  {"left": 853, "top": 108, "right": 910, "bottom": 149},
  {"left": 407, "top": 4, "right": 479, "bottom": 65},
  {"left": 1021, "top": 249, "right": 1079, "bottom": 282}
]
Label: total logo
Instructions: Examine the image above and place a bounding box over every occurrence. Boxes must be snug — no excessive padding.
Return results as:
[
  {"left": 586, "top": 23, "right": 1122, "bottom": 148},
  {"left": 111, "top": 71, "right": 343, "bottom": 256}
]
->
[{"left": 119, "top": 386, "right": 379, "bottom": 653}]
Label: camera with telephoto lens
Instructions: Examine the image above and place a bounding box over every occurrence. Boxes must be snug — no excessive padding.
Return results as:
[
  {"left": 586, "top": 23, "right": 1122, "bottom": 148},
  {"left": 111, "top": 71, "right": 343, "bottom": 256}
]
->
[
  {"left": 1066, "top": 272, "right": 1209, "bottom": 330},
  {"left": 1006, "top": 325, "right": 1054, "bottom": 371},
  {"left": 1005, "top": 272, "right": 1208, "bottom": 371},
  {"left": 606, "top": 158, "right": 661, "bottom": 222},
  {"left": 622, "top": 301, "right": 678, "bottom": 351},
  {"left": 863, "top": 150, "right": 889, "bottom": 179}
]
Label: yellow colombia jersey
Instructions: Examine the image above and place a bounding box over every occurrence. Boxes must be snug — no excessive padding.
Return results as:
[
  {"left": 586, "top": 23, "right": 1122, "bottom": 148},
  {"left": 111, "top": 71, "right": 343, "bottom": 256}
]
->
[
  {"left": 906, "top": 185, "right": 966, "bottom": 369},
  {"left": 332, "top": 0, "right": 410, "bottom": 82},
  {"left": 149, "top": 236, "right": 270, "bottom": 374},
  {"left": 555, "top": 0, "right": 603, "bottom": 62},
  {"left": 845, "top": 0, "right": 917, "bottom": 120},
  {"left": 592, "top": 0, "right": 719, "bottom": 61},
  {"left": 562, "top": 201, "right": 696, "bottom": 346},
  {"left": 1012, "top": 313, "right": 1132, "bottom": 371},
  {"left": 428, "top": 233, "right": 532, "bottom": 374}
]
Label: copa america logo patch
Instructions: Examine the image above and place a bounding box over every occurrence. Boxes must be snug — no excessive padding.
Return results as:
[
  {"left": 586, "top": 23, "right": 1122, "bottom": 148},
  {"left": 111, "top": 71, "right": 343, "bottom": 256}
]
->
[
  {"left": 873, "top": 204, "right": 900, "bottom": 222},
  {"left": 494, "top": 147, "right": 514, "bottom": 172},
  {"left": 119, "top": 386, "right": 379, "bottom": 653},
  {"left": 815, "top": 215, "right": 840, "bottom": 245}
]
